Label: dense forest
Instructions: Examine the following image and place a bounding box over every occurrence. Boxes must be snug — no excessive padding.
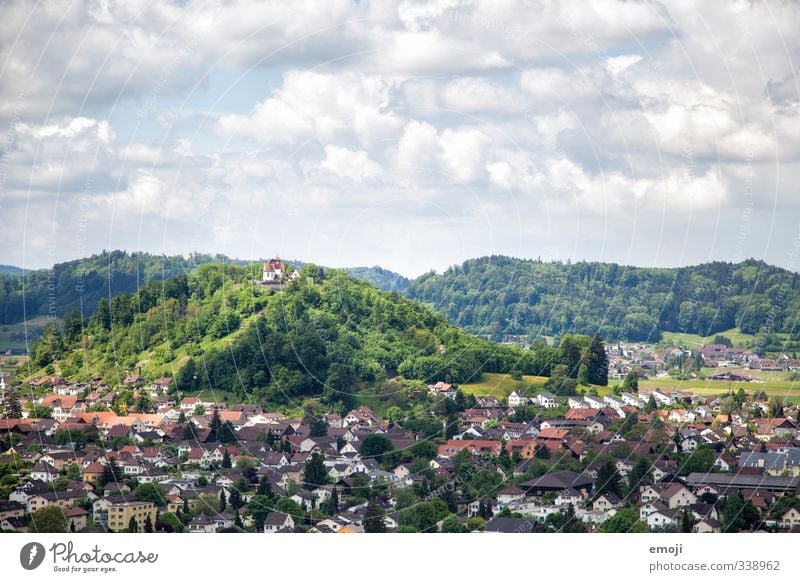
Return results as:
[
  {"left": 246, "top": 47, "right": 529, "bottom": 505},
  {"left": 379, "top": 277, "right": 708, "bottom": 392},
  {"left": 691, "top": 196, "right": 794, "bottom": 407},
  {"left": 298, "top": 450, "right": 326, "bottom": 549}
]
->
[
  {"left": 23, "top": 263, "right": 601, "bottom": 408},
  {"left": 406, "top": 256, "right": 800, "bottom": 343},
  {"left": 0, "top": 251, "right": 411, "bottom": 326},
  {"left": 0, "top": 251, "right": 230, "bottom": 325}
]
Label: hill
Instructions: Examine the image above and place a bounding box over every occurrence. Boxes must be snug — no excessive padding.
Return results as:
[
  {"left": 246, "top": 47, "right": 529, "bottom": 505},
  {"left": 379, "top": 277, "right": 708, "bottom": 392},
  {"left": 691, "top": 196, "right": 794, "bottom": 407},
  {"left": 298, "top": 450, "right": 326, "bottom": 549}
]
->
[
  {"left": 0, "top": 251, "right": 410, "bottom": 334},
  {"left": 343, "top": 265, "right": 411, "bottom": 293},
  {"left": 0, "top": 250, "right": 231, "bottom": 326},
  {"left": 20, "top": 263, "right": 542, "bottom": 408},
  {"left": 406, "top": 256, "right": 800, "bottom": 348},
  {"left": 0, "top": 265, "right": 24, "bottom": 277}
]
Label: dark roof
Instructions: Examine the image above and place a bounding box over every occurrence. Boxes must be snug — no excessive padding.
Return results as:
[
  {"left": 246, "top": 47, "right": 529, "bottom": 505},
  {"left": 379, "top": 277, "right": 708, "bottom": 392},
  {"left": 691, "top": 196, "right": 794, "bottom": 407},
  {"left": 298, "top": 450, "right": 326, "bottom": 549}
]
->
[
  {"left": 484, "top": 517, "right": 537, "bottom": 533},
  {"left": 520, "top": 470, "right": 593, "bottom": 491},
  {"left": 264, "top": 511, "right": 291, "bottom": 526},
  {"left": 685, "top": 472, "right": 800, "bottom": 492}
]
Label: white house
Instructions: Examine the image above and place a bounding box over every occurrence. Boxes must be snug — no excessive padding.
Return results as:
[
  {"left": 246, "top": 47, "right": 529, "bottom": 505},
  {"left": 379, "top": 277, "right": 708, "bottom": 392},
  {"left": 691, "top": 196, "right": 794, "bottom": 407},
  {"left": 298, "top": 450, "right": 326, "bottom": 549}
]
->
[
  {"left": 537, "top": 392, "right": 559, "bottom": 409},
  {"left": 507, "top": 391, "right": 528, "bottom": 408}
]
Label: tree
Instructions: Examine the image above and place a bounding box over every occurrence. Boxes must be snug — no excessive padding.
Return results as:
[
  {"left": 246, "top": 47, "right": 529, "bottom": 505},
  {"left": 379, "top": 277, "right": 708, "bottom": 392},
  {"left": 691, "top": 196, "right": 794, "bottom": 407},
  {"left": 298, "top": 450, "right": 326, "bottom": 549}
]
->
[
  {"left": 218, "top": 421, "right": 238, "bottom": 445},
  {"left": 100, "top": 458, "right": 123, "bottom": 487},
  {"left": 621, "top": 370, "right": 639, "bottom": 392},
  {"left": 585, "top": 335, "right": 608, "bottom": 386},
  {"left": 209, "top": 408, "right": 222, "bottom": 442},
  {"left": 302, "top": 452, "right": 329, "bottom": 490},
  {"left": 323, "top": 486, "right": 339, "bottom": 515},
  {"left": 30, "top": 506, "right": 68, "bottom": 533},
  {"left": 594, "top": 460, "right": 622, "bottom": 498},
  {"left": 2, "top": 391, "right": 22, "bottom": 418},
  {"left": 304, "top": 404, "right": 328, "bottom": 437},
  {"left": 721, "top": 492, "right": 760, "bottom": 532},
  {"left": 359, "top": 433, "right": 395, "bottom": 462},
  {"left": 176, "top": 357, "right": 199, "bottom": 391},
  {"left": 680, "top": 509, "right": 695, "bottom": 533},
  {"left": 364, "top": 498, "right": 386, "bottom": 533},
  {"left": 128, "top": 515, "right": 139, "bottom": 532},
  {"left": 440, "top": 515, "right": 465, "bottom": 533},
  {"left": 598, "top": 507, "right": 647, "bottom": 532},
  {"left": 234, "top": 510, "right": 243, "bottom": 529},
  {"left": 577, "top": 363, "right": 590, "bottom": 386},
  {"left": 135, "top": 482, "right": 166, "bottom": 506},
  {"left": 144, "top": 514, "right": 154, "bottom": 533},
  {"left": 222, "top": 449, "right": 232, "bottom": 469},
  {"left": 219, "top": 489, "right": 227, "bottom": 512},
  {"left": 157, "top": 512, "right": 184, "bottom": 533},
  {"left": 229, "top": 488, "right": 243, "bottom": 510},
  {"left": 680, "top": 446, "right": 715, "bottom": 475},
  {"left": 257, "top": 476, "right": 275, "bottom": 499},
  {"left": 247, "top": 495, "right": 275, "bottom": 531}
]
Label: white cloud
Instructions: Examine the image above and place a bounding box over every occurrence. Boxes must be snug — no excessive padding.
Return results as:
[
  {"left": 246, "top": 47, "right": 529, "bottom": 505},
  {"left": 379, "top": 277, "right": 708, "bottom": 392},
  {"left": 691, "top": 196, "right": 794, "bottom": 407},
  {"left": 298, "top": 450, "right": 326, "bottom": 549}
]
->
[
  {"left": 318, "top": 145, "right": 381, "bottom": 182},
  {"left": 3, "top": 0, "right": 800, "bottom": 274}
]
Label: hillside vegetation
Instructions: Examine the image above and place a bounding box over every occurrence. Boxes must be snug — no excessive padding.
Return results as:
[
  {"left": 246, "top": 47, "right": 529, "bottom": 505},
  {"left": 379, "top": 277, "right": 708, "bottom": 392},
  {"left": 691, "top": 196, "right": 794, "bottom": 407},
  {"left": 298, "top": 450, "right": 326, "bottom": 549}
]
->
[
  {"left": 407, "top": 256, "right": 800, "bottom": 349},
  {"left": 0, "top": 251, "right": 412, "bottom": 333},
  {"left": 20, "top": 263, "right": 547, "bottom": 409}
]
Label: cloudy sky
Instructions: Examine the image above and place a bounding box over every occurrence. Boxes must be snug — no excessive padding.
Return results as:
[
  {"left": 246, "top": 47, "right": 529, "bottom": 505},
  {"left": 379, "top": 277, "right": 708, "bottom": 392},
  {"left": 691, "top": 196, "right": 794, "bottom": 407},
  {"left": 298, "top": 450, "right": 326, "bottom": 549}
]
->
[{"left": 1, "top": 0, "right": 799, "bottom": 277}]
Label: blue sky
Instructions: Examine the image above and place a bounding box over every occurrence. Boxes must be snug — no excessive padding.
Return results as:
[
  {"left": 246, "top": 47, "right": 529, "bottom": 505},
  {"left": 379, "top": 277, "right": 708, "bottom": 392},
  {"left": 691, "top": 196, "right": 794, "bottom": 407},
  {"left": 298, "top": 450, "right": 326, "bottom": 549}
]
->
[{"left": 1, "top": 0, "right": 799, "bottom": 277}]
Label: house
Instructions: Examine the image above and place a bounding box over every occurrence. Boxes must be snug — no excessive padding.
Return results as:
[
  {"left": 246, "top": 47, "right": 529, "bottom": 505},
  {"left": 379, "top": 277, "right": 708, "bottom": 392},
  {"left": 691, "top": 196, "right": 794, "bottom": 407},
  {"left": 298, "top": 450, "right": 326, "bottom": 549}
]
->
[
  {"left": 520, "top": 471, "right": 593, "bottom": 496},
  {"left": 507, "top": 391, "right": 528, "bottom": 408},
  {"left": 779, "top": 506, "right": 800, "bottom": 530},
  {"left": 584, "top": 395, "right": 604, "bottom": 409},
  {"left": 537, "top": 392, "right": 559, "bottom": 409},
  {"left": 497, "top": 486, "right": 526, "bottom": 506},
  {"left": 30, "top": 462, "right": 59, "bottom": 482},
  {"left": 105, "top": 500, "right": 157, "bottom": 533},
  {"left": 65, "top": 507, "right": 88, "bottom": 531},
  {"left": 437, "top": 440, "right": 502, "bottom": 457},
  {"left": 263, "top": 511, "right": 294, "bottom": 533},
  {"left": 646, "top": 508, "right": 680, "bottom": 530},
  {"left": 661, "top": 483, "right": 696, "bottom": 508},
  {"left": 592, "top": 492, "right": 621, "bottom": 512},
  {"left": 693, "top": 518, "right": 722, "bottom": 533},
  {"left": 188, "top": 514, "right": 217, "bottom": 533}
]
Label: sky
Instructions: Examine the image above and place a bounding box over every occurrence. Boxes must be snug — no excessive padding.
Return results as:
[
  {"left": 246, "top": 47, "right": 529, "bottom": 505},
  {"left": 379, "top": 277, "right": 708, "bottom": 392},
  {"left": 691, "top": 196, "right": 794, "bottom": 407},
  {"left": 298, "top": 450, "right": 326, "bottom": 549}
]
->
[{"left": 1, "top": 0, "right": 799, "bottom": 277}]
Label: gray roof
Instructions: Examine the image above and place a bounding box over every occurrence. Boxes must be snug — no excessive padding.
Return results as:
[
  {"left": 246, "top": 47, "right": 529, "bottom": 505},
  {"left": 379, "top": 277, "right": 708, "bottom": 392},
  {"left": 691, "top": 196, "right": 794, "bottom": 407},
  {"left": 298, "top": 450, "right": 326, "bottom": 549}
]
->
[{"left": 685, "top": 472, "right": 800, "bottom": 492}]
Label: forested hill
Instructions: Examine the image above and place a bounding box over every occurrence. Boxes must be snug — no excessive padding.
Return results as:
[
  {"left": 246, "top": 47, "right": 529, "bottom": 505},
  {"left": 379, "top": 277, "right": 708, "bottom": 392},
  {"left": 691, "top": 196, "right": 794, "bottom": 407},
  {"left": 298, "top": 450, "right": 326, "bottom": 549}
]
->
[
  {"left": 0, "top": 251, "right": 410, "bottom": 326},
  {"left": 0, "top": 265, "right": 24, "bottom": 277},
  {"left": 405, "top": 256, "right": 800, "bottom": 342},
  {"left": 23, "top": 263, "right": 534, "bottom": 407},
  {"left": 0, "top": 251, "right": 230, "bottom": 325}
]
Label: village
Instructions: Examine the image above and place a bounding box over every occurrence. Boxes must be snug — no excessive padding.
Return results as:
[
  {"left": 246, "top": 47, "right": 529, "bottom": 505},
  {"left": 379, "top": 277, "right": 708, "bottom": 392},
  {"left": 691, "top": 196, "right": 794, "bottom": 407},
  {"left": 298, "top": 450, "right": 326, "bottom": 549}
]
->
[{"left": 1, "top": 345, "right": 800, "bottom": 534}]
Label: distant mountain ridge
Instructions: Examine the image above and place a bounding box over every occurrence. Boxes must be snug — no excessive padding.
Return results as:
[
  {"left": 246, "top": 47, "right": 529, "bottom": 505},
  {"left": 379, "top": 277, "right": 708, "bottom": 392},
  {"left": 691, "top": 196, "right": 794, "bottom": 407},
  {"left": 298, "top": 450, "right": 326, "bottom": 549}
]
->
[
  {"left": 406, "top": 255, "right": 800, "bottom": 345},
  {"left": 4, "top": 251, "right": 800, "bottom": 350},
  {"left": 0, "top": 265, "right": 24, "bottom": 277}
]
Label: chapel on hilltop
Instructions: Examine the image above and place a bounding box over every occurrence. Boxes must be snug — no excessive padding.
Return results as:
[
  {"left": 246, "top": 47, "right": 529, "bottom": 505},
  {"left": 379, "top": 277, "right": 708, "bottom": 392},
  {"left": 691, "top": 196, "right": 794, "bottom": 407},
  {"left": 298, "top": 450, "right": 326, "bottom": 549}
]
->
[{"left": 262, "top": 257, "right": 284, "bottom": 283}]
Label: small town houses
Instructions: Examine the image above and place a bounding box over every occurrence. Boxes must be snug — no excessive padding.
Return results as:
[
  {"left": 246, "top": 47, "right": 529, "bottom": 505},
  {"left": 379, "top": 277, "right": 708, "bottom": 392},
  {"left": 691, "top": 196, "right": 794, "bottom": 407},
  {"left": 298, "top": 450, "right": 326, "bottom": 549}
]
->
[{"left": 1, "top": 370, "right": 800, "bottom": 534}]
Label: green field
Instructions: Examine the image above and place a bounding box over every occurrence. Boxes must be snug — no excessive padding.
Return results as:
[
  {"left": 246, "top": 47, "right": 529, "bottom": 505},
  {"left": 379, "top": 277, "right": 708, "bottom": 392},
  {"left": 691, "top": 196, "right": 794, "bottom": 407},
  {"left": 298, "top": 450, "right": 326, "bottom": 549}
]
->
[
  {"left": 462, "top": 372, "right": 611, "bottom": 398},
  {"left": 660, "top": 327, "right": 754, "bottom": 349},
  {"left": 638, "top": 371, "right": 800, "bottom": 403}
]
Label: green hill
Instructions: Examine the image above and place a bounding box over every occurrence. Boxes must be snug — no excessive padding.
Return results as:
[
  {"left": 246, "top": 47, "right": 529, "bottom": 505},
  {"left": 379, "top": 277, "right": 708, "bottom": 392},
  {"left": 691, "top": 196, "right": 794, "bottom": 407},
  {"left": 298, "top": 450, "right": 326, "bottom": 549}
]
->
[
  {"left": 21, "top": 262, "right": 538, "bottom": 408},
  {"left": 0, "top": 250, "right": 231, "bottom": 326},
  {"left": 0, "top": 252, "right": 411, "bottom": 349},
  {"left": 406, "top": 256, "right": 800, "bottom": 349}
]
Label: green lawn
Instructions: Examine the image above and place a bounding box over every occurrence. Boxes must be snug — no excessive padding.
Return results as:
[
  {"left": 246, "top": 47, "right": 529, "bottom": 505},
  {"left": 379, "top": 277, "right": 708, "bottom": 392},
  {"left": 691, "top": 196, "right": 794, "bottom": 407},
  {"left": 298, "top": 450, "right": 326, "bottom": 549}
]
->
[
  {"left": 462, "top": 372, "right": 611, "bottom": 398},
  {"left": 660, "top": 327, "right": 754, "bottom": 349},
  {"left": 638, "top": 372, "right": 800, "bottom": 403}
]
